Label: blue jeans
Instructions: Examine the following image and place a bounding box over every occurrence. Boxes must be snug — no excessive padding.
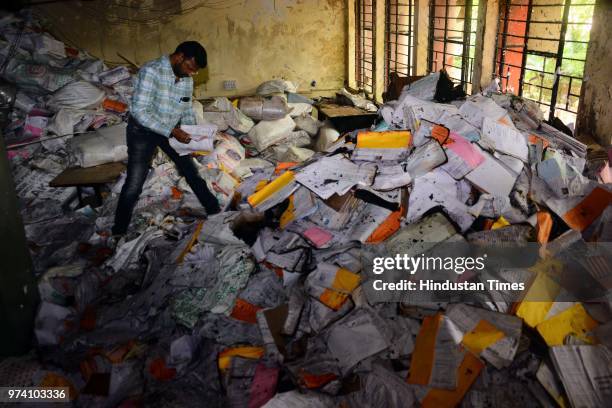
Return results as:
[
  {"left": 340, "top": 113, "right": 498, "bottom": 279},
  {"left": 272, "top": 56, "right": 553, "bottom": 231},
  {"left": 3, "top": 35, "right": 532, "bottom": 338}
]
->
[{"left": 112, "top": 117, "right": 220, "bottom": 235}]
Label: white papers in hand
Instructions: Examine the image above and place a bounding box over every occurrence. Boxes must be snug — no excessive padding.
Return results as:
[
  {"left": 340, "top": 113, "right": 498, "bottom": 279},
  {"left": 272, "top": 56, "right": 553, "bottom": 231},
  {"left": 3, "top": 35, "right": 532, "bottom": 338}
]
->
[{"left": 169, "top": 124, "right": 217, "bottom": 155}]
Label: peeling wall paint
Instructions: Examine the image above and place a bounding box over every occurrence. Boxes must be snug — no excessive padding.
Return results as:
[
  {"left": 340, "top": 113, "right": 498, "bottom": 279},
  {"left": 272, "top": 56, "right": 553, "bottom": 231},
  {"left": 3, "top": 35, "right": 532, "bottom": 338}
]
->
[
  {"left": 577, "top": 1, "right": 612, "bottom": 147},
  {"left": 33, "top": 0, "right": 347, "bottom": 98}
]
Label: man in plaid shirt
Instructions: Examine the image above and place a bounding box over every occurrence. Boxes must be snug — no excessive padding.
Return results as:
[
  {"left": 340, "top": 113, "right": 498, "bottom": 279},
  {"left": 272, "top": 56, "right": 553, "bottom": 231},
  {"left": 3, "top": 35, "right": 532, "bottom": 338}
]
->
[{"left": 112, "top": 41, "right": 220, "bottom": 237}]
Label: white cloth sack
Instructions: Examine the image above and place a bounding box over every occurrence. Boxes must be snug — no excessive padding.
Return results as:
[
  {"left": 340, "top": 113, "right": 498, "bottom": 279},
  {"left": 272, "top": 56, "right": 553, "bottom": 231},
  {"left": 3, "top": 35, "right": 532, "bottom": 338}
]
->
[
  {"left": 256, "top": 79, "right": 298, "bottom": 96},
  {"left": 48, "top": 80, "right": 106, "bottom": 110},
  {"left": 70, "top": 123, "right": 127, "bottom": 167},
  {"left": 247, "top": 115, "right": 296, "bottom": 152}
]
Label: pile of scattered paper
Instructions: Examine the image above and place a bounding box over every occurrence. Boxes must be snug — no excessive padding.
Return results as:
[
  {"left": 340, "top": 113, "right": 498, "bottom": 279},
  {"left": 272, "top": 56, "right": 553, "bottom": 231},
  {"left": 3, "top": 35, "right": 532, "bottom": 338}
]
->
[{"left": 3, "top": 11, "right": 612, "bottom": 408}]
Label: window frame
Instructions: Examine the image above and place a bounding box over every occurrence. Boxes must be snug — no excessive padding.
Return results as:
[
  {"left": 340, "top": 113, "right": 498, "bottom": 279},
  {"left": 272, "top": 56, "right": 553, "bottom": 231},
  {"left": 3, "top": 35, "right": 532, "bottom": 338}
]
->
[
  {"left": 495, "top": 0, "right": 596, "bottom": 123},
  {"left": 356, "top": 0, "right": 377, "bottom": 95},
  {"left": 384, "top": 0, "right": 416, "bottom": 87},
  {"left": 427, "top": 0, "right": 478, "bottom": 92}
]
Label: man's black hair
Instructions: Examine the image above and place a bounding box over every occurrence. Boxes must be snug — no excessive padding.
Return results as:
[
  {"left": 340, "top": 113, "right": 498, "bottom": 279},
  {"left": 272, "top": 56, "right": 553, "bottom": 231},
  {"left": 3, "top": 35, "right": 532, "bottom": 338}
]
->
[{"left": 175, "top": 41, "right": 207, "bottom": 68}]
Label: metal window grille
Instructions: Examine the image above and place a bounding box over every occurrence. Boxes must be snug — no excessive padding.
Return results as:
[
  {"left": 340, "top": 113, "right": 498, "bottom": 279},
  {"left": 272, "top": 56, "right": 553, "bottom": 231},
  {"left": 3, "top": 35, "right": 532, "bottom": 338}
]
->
[
  {"left": 428, "top": 0, "right": 479, "bottom": 93},
  {"left": 356, "top": 0, "right": 376, "bottom": 95},
  {"left": 496, "top": 0, "right": 595, "bottom": 125},
  {"left": 385, "top": 0, "right": 415, "bottom": 87}
]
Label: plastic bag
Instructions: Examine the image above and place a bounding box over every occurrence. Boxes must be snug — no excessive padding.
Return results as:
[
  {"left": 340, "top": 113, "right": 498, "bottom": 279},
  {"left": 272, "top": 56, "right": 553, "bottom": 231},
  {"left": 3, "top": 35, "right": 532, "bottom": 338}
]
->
[
  {"left": 34, "top": 302, "right": 74, "bottom": 346},
  {"left": 193, "top": 100, "right": 207, "bottom": 125},
  {"left": 47, "top": 80, "right": 106, "bottom": 110},
  {"left": 229, "top": 106, "right": 255, "bottom": 134},
  {"left": 260, "top": 130, "right": 310, "bottom": 161},
  {"left": 247, "top": 115, "right": 295, "bottom": 152},
  {"left": 0, "top": 81, "right": 16, "bottom": 107}
]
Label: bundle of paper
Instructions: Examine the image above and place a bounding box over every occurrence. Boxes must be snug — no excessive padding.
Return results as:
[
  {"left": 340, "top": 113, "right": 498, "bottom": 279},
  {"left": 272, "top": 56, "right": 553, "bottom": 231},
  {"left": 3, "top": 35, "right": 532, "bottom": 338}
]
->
[
  {"left": 169, "top": 124, "right": 218, "bottom": 155},
  {"left": 465, "top": 148, "right": 518, "bottom": 197},
  {"left": 458, "top": 96, "right": 509, "bottom": 129},
  {"left": 445, "top": 303, "right": 522, "bottom": 369},
  {"left": 278, "top": 187, "right": 317, "bottom": 229},
  {"left": 539, "top": 123, "right": 587, "bottom": 158},
  {"left": 533, "top": 177, "right": 612, "bottom": 232},
  {"left": 371, "top": 164, "right": 413, "bottom": 190},
  {"left": 247, "top": 171, "right": 299, "bottom": 212},
  {"left": 306, "top": 193, "right": 360, "bottom": 231},
  {"left": 439, "top": 131, "right": 485, "bottom": 179},
  {"left": 515, "top": 265, "right": 599, "bottom": 347},
  {"left": 342, "top": 201, "right": 393, "bottom": 243},
  {"left": 407, "top": 313, "right": 485, "bottom": 408},
  {"left": 294, "top": 155, "right": 377, "bottom": 200},
  {"left": 403, "top": 102, "right": 458, "bottom": 133},
  {"left": 480, "top": 117, "right": 528, "bottom": 162},
  {"left": 402, "top": 140, "right": 445, "bottom": 178},
  {"left": 324, "top": 308, "right": 390, "bottom": 375},
  {"left": 305, "top": 263, "right": 361, "bottom": 311},
  {"left": 351, "top": 130, "right": 412, "bottom": 162},
  {"left": 407, "top": 168, "right": 477, "bottom": 232},
  {"left": 549, "top": 345, "right": 612, "bottom": 408}
]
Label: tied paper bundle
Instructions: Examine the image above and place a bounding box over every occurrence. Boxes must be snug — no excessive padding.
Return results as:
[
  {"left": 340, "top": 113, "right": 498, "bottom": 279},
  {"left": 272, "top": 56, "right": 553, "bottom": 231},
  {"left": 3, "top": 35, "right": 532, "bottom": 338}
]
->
[{"left": 169, "top": 124, "right": 218, "bottom": 156}]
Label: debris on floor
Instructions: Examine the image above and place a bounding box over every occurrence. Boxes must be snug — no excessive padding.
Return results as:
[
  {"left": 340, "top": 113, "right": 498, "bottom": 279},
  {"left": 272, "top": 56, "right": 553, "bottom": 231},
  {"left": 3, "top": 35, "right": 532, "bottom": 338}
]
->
[{"left": 1, "top": 11, "right": 611, "bottom": 408}]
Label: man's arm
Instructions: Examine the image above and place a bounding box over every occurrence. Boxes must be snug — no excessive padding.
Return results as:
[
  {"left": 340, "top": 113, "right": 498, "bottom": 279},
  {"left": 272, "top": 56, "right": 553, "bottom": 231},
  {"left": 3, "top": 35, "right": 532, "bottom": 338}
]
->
[{"left": 131, "top": 66, "right": 174, "bottom": 137}]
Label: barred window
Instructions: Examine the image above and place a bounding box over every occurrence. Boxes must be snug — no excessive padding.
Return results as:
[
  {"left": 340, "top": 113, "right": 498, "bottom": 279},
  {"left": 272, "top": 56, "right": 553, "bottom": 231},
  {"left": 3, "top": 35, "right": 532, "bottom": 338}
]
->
[
  {"left": 385, "top": 0, "right": 416, "bottom": 86},
  {"left": 356, "top": 0, "right": 376, "bottom": 94},
  {"left": 428, "top": 0, "right": 479, "bottom": 94},
  {"left": 496, "top": 0, "right": 595, "bottom": 125}
]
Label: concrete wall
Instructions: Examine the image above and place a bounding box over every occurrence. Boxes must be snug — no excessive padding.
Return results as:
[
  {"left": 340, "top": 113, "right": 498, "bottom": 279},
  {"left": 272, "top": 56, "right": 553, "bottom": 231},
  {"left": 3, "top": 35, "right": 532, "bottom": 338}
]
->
[
  {"left": 576, "top": 0, "right": 612, "bottom": 147},
  {"left": 472, "top": 0, "right": 499, "bottom": 93},
  {"left": 32, "top": 0, "right": 347, "bottom": 98}
]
